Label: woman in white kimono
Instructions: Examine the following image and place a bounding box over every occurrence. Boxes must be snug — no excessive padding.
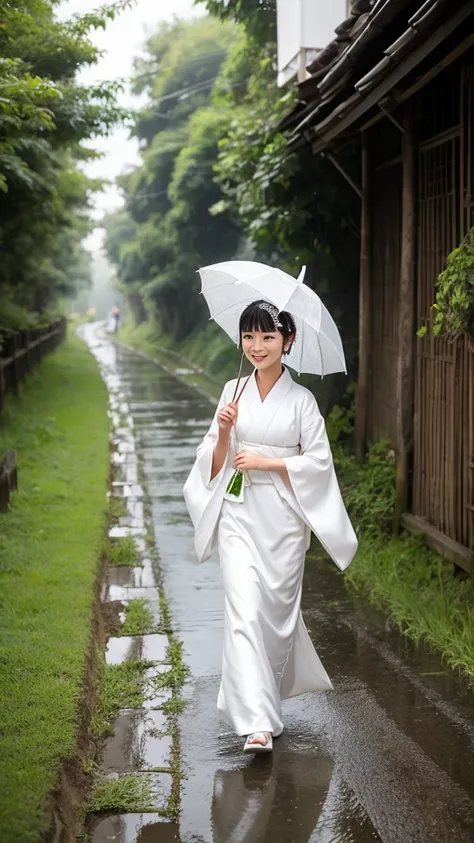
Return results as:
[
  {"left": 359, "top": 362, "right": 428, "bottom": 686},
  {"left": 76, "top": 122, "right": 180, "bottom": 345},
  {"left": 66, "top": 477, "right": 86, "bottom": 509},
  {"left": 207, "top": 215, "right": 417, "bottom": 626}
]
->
[{"left": 184, "top": 300, "right": 357, "bottom": 753}]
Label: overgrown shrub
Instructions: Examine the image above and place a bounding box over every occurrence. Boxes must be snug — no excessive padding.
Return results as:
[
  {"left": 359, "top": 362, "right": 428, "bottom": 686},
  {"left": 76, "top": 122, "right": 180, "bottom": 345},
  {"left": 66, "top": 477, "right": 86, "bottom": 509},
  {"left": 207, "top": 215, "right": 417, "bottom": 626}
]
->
[{"left": 326, "top": 398, "right": 396, "bottom": 537}]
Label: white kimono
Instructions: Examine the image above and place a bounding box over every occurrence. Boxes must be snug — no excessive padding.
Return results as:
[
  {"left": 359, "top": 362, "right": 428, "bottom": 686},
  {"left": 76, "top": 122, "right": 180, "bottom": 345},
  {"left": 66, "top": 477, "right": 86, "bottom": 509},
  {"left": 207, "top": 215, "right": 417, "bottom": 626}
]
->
[{"left": 183, "top": 367, "right": 357, "bottom": 737}]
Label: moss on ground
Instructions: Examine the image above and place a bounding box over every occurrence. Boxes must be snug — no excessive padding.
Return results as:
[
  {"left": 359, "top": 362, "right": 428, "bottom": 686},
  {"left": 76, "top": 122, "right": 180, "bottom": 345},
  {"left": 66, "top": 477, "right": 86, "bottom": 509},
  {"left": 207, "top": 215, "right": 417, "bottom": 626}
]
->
[{"left": 0, "top": 333, "right": 110, "bottom": 843}]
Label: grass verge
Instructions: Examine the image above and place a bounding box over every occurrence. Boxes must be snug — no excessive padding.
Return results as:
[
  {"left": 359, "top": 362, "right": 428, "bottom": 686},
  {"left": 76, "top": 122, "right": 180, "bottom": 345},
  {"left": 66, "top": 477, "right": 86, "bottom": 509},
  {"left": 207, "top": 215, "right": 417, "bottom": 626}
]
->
[
  {"left": 345, "top": 531, "right": 474, "bottom": 679},
  {"left": 330, "top": 424, "right": 474, "bottom": 681},
  {"left": 0, "top": 332, "right": 110, "bottom": 843}
]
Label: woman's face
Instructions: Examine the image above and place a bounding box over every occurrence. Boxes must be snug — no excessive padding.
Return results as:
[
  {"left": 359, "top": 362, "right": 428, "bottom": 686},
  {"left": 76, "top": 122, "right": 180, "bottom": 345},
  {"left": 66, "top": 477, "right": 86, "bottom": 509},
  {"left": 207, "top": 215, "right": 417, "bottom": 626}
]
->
[{"left": 241, "top": 330, "right": 285, "bottom": 371}]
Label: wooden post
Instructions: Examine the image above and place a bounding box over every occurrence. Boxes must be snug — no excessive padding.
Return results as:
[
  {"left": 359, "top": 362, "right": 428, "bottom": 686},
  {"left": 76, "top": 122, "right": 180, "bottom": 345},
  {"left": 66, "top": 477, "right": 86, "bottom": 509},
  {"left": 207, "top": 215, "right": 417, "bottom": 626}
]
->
[
  {"left": 355, "top": 131, "right": 372, "bottom": 459},
  {"left": 394, "top": 104, "right": 416, "bottom": 533}
]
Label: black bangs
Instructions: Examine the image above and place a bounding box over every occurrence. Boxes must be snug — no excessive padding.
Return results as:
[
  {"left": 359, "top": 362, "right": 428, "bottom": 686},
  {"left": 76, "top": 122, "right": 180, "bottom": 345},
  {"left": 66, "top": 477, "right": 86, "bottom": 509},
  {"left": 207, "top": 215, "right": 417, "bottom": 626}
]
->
[
  {"left": 240, "top": 300, "right": 278, "bottom": 334},
  {"left": 239, "top": 300, "right": 296, "bottom": 342}
]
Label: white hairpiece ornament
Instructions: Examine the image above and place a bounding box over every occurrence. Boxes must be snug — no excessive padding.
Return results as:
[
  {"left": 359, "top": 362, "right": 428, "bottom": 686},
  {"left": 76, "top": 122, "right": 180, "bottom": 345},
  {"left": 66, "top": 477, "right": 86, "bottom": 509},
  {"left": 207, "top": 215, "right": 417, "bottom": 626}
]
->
[{"left": 258, "top": 301, "right": 283, "bottom": 329}]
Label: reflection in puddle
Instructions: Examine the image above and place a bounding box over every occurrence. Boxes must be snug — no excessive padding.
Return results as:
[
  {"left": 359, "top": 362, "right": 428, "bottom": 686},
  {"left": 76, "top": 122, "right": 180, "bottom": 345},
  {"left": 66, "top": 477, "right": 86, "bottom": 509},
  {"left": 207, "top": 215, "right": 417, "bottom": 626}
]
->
[{"left": 211, "top": 751, "right": 379, "bottom": 843}]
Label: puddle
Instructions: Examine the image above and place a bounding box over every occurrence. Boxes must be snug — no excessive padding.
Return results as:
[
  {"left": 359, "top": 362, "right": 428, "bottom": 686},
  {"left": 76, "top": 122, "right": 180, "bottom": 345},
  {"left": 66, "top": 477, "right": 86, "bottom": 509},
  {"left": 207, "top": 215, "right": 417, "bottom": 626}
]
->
[
  {"left": 103, "top": 709, "right": 172, "bottom": 773},
  {"left": 90, "top": 813, "right": 178, "bottom": 843},
  {"left": 106, "top": 634, "right": 169, "bottom": 665}
]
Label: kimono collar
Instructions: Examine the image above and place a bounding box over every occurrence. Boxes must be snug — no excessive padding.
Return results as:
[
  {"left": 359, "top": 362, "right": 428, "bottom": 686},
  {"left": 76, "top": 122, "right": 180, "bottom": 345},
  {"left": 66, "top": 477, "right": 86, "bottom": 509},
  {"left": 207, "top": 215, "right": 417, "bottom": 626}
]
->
[
  {"left": 241, "top": 366, "right": 295, "bottom": 444},
  {"left": 249, "top": 365, "right": 293, "bottom": 405}
]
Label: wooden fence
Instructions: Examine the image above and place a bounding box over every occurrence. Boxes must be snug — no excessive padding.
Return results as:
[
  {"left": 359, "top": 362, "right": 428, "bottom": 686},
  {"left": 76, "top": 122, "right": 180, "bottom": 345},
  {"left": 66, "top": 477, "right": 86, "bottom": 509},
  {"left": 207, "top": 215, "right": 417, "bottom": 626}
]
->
[
  {"left": 0, "top": 316, "right": 67, "bottom": 414},
  {"left": 0, "top": 316, "right": 67, "bottom": 511}
]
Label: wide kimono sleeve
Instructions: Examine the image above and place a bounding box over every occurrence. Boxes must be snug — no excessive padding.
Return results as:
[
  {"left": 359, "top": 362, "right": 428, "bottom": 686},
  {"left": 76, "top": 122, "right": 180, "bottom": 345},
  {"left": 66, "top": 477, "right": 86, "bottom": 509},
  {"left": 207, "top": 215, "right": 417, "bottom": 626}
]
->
[
  {"left": 183, "top": 383, "right": 233, "bottom": 563},
  {"left": 283, "top": 392, "right": 358, "bottom": 571}
]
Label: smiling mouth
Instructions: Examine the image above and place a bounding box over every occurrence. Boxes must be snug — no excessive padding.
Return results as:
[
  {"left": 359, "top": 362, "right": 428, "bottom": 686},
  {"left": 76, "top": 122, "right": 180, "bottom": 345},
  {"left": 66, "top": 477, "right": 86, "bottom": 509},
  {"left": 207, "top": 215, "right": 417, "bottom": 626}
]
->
[{"left": 251, "top": 354, "right": 266, "bottom": 361}]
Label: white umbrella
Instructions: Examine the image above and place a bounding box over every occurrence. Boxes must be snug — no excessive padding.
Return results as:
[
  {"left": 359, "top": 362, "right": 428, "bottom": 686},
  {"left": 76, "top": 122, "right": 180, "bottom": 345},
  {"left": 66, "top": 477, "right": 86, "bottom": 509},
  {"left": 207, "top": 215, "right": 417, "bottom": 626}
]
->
[{"left": 198, "top": 260, "right": 346, "bottom": 376}]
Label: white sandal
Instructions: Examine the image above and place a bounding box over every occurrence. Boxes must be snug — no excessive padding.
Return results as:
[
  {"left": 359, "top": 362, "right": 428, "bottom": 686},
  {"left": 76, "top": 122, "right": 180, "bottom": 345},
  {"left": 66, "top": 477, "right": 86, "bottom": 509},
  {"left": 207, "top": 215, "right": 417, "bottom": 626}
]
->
[{"left": 243, "top": 731, "right": 273, "bottom": 754}]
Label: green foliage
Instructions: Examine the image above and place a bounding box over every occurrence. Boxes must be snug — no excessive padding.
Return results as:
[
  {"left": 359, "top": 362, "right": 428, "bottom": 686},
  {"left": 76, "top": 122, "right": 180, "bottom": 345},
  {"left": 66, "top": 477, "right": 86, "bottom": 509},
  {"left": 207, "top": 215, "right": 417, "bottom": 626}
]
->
[
  {"left": 429, "top": 227, "right": 474, "bottom": 338},
  {"left": 199, "top": 0, "right": 276, "bottom": 43},
  {"left": 326, "top": 397, "right": 396, "bottom": 537},
  {"left": 0, "top": 0, "right": 127, "bottom": 323},
  {"left": 346, "top": 532, "right": 474, "bottom": 681},
  {"left": 208, "top": 19, "right": 360, "bottom": 373},
  {"left": 105, "top": 16, "right": 241, "bottom": 340}
]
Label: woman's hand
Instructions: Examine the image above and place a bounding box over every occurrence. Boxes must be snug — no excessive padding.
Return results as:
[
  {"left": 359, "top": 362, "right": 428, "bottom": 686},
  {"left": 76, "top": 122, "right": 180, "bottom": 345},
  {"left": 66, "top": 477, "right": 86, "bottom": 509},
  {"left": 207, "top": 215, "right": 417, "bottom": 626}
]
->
[
  {"left": 233, "top": 451, "right": 268, "bottom": 472},
  {"left": 217, "top": 402, "right": 238, "bottom": 433}
]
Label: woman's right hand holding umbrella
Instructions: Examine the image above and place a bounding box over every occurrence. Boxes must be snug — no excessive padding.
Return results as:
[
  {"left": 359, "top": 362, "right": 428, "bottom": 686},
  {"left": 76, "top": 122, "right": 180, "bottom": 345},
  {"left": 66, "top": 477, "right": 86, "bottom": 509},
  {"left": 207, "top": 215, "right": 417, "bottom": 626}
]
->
[
  {"left": 217, "top": 402, "right": 238, "bottom": 433},
  {"left": 212, "top": 403, "right": 237, "bottom": 480}
]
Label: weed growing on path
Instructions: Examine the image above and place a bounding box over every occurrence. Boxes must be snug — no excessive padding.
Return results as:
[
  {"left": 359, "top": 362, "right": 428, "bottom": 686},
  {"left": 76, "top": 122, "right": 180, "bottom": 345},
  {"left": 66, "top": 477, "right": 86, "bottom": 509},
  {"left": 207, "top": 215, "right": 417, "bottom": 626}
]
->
[
  {"left": 108, "top": 496, "right": 127, "bottom": 523},
  {"left": 91, "top": 660, "right": 153, "bottom": 738},
  {"left": 87, "top": 773, "right": 158, "bottom": 813},
  {"left": 106, "top": 535, "right": 140, "bottom": 567},
  {"left": 120, "top": 599, "right": 159, "bottom": 636}
]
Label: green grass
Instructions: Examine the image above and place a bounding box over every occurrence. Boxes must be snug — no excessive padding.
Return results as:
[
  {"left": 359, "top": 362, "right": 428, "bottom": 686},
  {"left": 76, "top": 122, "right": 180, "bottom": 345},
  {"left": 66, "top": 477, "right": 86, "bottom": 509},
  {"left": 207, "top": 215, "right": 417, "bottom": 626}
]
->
[
  {"left": 345, "top": 531, "right": 474, "bottom": 679},
  {"left": 0, "top": 333, "right": 110, "bottom": 843},
  {"left": 108, "top": 496, "right": 127, "bottom": 522},
  {"left": 120, "top": 599, "right": 158, "bottom": 636},
  {"left": 106, "top": 535, "right": 141, "bottom": 567},
  {"left": 90, "top": 660, "right": 152, "bottom": 738},
  {"left": 86, "top": 772, "right": 158, "bottom": 813}
]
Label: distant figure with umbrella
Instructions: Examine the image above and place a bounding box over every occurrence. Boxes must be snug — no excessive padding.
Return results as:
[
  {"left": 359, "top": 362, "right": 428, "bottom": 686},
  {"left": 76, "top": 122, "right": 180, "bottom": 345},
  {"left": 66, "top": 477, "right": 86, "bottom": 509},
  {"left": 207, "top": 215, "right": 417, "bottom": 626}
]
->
[
  {"left": 111, "top": 304, "right": 120, "bottom": 333},
  {"left": 184, "top": 261, "right": 358, "bottom": 754}
]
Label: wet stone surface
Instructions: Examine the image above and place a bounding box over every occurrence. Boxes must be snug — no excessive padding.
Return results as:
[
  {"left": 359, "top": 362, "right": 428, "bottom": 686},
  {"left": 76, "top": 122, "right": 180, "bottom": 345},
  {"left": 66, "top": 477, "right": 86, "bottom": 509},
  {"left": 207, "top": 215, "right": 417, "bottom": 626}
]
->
[
  {"left": 106, "top": 634, "right": 169, "bottom": 666},
  {"left": 103, "top": 709, "right": 172, "bottom": 774},
  {"left": 90, "top": 813, "right": 179, "bottom": 843},
  {"left": 108, "top": 561, "right": 156, "bottom": 589},
  {"left": 84, "top": 324, "right": 474, "bottom": 843}
]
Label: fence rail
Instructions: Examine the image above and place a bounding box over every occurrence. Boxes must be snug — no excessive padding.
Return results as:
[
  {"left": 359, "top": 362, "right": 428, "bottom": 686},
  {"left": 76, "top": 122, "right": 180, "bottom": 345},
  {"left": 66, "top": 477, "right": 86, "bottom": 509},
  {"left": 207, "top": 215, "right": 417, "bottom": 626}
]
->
[
  {"left": 0, "top": 316, "right": 67, "bottom": 415},
  {"left": 0, "top": 450, "right": 17, "bottom": 512},
  {"left": 0, "top": 316, "right": 67, "bottom": 511}
]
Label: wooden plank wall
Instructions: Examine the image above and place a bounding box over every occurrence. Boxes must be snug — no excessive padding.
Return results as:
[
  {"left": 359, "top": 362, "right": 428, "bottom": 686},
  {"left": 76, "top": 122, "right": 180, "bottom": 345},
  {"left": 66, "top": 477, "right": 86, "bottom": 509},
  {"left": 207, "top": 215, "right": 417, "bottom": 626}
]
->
[
  {"left": 413, "top": 60, "right": 473, "bottom": 550},
  {"left": 367, "top": 121, "right": 402, "bottom": 444}
]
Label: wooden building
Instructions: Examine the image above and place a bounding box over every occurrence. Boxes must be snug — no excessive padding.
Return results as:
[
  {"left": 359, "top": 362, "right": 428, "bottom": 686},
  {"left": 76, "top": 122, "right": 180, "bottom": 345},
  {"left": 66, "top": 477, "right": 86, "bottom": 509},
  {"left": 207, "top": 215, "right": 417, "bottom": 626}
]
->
[{"left": 282, "top": 0, "right": 474, "bottom": 570}]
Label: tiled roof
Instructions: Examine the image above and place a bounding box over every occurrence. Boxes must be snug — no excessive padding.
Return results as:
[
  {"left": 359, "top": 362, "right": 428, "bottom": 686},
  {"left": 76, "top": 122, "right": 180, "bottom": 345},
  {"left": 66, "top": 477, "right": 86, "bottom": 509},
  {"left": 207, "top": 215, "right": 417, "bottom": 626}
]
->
[{"left": 280, "top": 0, "right": 474, "bottom": 149}]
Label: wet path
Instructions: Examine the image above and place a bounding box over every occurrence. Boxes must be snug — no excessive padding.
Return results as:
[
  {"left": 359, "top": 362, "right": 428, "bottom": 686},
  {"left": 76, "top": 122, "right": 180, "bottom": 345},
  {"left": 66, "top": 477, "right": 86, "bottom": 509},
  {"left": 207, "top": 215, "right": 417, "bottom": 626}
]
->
[{"left": 90, "top": 326, "right": 474, "bottom": 843}]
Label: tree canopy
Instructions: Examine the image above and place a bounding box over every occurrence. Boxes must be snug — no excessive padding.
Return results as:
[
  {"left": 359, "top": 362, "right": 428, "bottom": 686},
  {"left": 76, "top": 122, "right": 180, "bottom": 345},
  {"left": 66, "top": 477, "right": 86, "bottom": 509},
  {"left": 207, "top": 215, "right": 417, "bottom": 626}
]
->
[
  {"left": 104, "top": 15, "right": 242, "bottom": 340},
  {"left": 0, "top": 0, "right": 127, "bottom": 328},
  {"left": 106, "top": 2, "right": 360, "bottom": 385}
]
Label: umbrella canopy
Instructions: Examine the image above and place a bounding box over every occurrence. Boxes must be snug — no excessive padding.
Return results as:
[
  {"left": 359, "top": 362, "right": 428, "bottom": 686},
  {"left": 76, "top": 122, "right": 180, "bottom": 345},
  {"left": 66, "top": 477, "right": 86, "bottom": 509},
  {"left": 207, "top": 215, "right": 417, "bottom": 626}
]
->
[{"left": 198, "top": 260, "right": 346, "bottom": 376}]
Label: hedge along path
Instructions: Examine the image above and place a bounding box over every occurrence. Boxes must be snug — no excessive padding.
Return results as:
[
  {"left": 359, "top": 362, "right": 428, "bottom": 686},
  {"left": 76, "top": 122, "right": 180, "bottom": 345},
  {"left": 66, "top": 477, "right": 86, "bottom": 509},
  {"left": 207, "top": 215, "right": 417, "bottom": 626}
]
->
[{"left": 0, "top": 332, "right": 110, "bottom": 843}]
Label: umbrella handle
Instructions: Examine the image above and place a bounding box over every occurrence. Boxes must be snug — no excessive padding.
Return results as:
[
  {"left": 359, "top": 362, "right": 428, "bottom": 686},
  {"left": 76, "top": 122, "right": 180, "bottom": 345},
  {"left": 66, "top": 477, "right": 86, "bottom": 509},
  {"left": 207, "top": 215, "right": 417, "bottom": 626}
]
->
[{"left": 231, "top": 352, "right": 252, "bottom": 404}]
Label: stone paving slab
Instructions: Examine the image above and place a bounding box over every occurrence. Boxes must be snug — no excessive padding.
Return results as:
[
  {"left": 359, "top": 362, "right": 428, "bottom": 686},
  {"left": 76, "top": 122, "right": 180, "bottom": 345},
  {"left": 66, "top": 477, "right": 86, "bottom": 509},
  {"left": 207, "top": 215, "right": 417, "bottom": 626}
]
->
[
  {"left": 109, "top": 526, "right": 147, "bottom": 539},
  {"left": 117, "top": 440, "right": 136, "bottom": 454},
  {"left": 90, "top": 813, "right": 179, "bottom": 843},
  {"left": 107, "top": 586, "right": 158, "bottom": 603},
  {"left": 118, "top": 516, "right": 146, "bottom": 530},
  {"left": 111, "top": 482, "right": 144, "bottom": 498},
  {"left": 124, "top": 499, "right": 144, "bottom": 518},
  {"left": 103, "top": 709, "right": 172, "bottom": 774},
  {"left": 106, "top": 634, "right": 169, "bottom": 665},
  {"left": 108, "top": 562, "right": 155, "bottom": 589}
]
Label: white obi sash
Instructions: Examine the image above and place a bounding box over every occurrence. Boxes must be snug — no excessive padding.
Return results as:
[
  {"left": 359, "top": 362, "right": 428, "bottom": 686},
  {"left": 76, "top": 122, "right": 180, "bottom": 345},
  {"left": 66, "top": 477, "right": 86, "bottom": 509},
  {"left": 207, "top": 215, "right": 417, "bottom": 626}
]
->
[{"left": 224, "top": 439, "right": 300, "bottom": 501}]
